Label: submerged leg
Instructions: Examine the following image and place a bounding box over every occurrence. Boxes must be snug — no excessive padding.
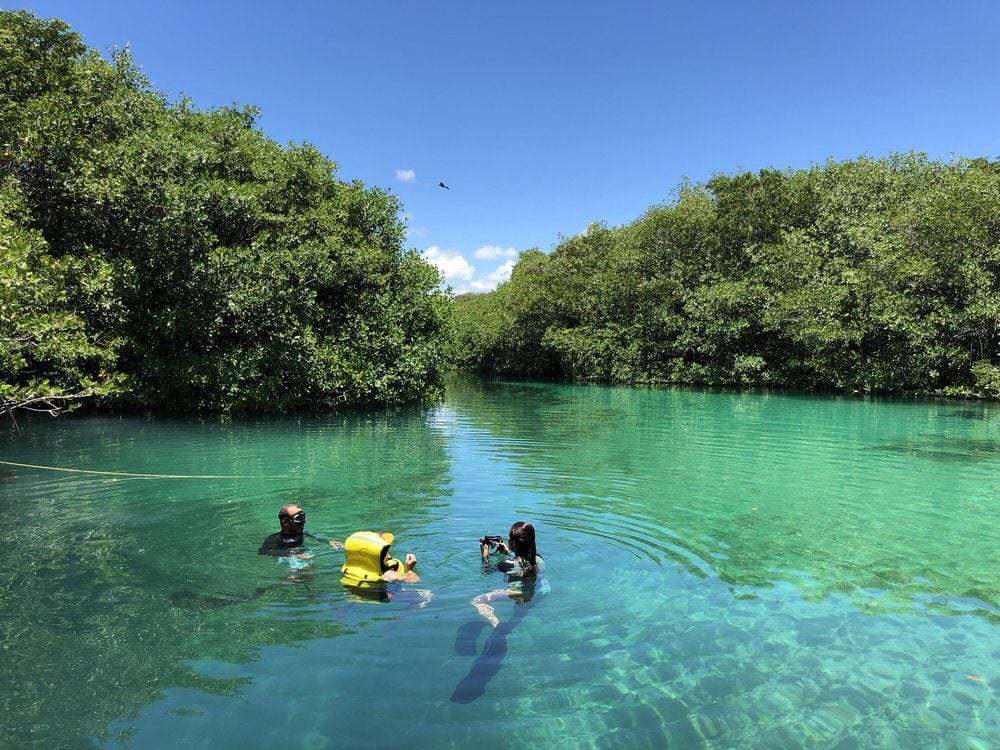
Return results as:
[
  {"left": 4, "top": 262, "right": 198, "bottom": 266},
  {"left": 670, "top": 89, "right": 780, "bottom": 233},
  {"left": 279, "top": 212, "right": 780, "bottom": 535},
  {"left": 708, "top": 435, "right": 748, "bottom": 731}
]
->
[{"left": 470, "top": 590, "right": 506, "bottom": 628}]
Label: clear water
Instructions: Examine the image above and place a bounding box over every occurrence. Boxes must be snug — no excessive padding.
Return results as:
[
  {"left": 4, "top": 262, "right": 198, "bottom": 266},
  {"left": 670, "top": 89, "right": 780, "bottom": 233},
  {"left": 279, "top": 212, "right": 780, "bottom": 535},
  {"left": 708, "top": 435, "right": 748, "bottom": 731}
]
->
[{"left": 1, "top": 379, "right": 998, "bottom": 749}]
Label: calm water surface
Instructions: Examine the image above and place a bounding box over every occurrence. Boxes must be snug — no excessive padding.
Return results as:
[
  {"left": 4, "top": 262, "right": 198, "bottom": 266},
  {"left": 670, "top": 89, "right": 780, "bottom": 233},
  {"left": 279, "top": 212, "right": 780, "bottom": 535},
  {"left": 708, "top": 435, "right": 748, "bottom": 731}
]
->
[{"left": 1, "top": 380, "right": 998, "bottom": 748}]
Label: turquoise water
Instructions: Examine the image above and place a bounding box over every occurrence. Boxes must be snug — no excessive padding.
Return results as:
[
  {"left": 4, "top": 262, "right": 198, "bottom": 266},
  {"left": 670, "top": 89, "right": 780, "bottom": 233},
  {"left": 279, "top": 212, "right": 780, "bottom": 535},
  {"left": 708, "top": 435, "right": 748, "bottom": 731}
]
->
[{"left": 1, "top": 380, "right": 998, "bottom": 748}]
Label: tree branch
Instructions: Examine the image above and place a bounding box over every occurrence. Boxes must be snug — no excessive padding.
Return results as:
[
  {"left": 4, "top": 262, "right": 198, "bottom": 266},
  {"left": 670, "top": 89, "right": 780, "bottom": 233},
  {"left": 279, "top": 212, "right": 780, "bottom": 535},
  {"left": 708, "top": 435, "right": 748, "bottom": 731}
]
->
[{"left": 3, "top": 390, "right": 94, "bottom": 429}]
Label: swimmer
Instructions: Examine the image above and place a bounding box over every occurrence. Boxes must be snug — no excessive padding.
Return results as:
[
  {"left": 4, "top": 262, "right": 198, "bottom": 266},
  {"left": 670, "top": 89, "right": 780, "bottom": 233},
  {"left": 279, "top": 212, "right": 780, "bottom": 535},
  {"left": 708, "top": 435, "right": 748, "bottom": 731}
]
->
[
  {"left": 472, "top": 521, "right": 544, "bottom": 627},
  {"left": 339, "top": 531, "right": 429, "bottom": 613},
  {"left": 257, "top": 504, "right": 343, "bottom": 560},
  {"left": 450, "top": 521, "right": 546, "bottom": 703}
]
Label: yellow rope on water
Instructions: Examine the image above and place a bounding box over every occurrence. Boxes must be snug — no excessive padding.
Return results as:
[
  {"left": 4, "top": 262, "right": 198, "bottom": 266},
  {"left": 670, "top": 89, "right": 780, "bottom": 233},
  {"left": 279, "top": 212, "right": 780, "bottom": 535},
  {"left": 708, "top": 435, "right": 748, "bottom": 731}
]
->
[{"left": 0, "top": 459, "right": 278, "bottom": 480}]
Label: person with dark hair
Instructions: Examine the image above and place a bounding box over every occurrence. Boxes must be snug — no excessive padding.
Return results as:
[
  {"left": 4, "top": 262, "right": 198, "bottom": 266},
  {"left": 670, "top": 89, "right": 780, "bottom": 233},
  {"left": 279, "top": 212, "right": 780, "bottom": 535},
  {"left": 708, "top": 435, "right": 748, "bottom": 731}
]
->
[
  {"left": 472, "top": 521, "right": 543, "bottom": 625},
  {"left": 257, "top": 504, "right": 343, "bottom": 564},
  {"left": 471, "top": 521, "right": 545, "bottom": 625},
  {"left": 451, "top": 521, "right": 548, "bottom": 703}
]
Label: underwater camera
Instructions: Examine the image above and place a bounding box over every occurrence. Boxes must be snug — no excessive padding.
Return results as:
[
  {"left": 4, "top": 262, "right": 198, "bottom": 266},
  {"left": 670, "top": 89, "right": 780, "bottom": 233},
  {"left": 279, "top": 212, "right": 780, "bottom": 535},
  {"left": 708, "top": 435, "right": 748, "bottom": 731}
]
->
[{"left": 479, "top": 535, "right": 504, "bottom": 549}]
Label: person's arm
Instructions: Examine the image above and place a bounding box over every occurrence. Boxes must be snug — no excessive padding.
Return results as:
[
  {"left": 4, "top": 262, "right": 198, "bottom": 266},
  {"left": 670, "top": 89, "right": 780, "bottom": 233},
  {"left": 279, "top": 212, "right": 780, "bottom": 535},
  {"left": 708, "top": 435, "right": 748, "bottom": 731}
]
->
[
  {"left": 305, "top": 531, "right": 343, "bottom": 549},
  {"left": 384, "top": 553, "right": 420, "bottom": 583},
  {"left": 258, "top": 534, "right": 279, "bottom": 556},
  {"left": 402, "top": 553, "right": 420, "bottom": 583}
]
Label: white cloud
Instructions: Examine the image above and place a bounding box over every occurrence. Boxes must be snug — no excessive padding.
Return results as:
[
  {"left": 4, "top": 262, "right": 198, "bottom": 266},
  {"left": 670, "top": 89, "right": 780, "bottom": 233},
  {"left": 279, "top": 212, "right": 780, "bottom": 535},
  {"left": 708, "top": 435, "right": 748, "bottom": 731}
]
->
[
  {"left": 473, "top": 245, "right": 519, "bottom": 260},
  {"left": 421, "top": 247, "right": 474, "bottom": 283},
  {"left": 470, "top": 259, "right": 516, "bottom": 292},
  {"left": 420, "top": 246, "right": 520, "bottom": 295},
  {"left": 395, "top": 168, "right": 416, "bottom": 183}
]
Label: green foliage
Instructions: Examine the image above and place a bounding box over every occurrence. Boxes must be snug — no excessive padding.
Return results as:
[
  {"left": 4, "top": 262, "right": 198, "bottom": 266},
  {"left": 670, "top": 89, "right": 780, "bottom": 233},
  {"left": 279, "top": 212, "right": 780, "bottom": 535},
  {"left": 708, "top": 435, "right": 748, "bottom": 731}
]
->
[
  {"left": 0, "top": 182, "right": 122, "bottom": 419},
  {"left": 1, "top": 10, "right": 449, "bottom": 418},
  {"left": 452, "top": 153, "right": 1000, "bottom": 399}
]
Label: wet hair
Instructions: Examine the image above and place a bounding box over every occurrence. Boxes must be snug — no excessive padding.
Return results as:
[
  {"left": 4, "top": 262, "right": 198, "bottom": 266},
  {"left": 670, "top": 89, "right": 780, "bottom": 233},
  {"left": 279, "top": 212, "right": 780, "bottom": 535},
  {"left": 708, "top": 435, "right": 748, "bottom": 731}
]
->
[
  {"left": 508, "top": 521, "right": 537, "bottom": 573},
  {"left": 379, "top": 545, "right": 398, "bottom": 573}
]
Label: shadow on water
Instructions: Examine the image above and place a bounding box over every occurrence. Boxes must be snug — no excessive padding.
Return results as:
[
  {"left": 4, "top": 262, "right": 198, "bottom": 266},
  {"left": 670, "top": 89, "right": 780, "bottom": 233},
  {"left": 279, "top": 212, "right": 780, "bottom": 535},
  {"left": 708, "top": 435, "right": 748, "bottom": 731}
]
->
[
  {"left": 471, "top": 377, "right": 576, "bottom": 405},
  {"left": 169, "top": 589, "right": 253, "bottom": 610},
  {"left": 874, "top": 436, "right": 1000, "bottom": 463},
  {"left": 450, "top": 597, "right": 538, "bottom": 704},
  {"left": 168, "top": 575, "right": 314, "bottom": 610},
  {"left": 946, "top": 407, "right": 993, "bottom": 420}
]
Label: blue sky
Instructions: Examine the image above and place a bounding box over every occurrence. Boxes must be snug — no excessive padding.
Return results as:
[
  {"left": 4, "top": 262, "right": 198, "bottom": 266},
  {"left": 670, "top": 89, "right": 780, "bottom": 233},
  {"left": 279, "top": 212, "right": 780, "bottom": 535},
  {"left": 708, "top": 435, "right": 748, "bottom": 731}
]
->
[{"left": 9, "top": 1, "right": 1000, "bottom": 293}]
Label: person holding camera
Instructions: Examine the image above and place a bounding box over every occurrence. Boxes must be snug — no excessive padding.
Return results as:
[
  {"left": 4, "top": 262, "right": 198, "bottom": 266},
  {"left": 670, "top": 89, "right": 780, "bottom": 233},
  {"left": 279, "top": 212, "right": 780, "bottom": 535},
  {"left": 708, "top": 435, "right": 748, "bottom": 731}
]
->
[
  {"left": 473, "top": 521, "right": 545, "bottom": 627},
  {"left": 450, "top": 521, "right": 548, "bottom": 703}
]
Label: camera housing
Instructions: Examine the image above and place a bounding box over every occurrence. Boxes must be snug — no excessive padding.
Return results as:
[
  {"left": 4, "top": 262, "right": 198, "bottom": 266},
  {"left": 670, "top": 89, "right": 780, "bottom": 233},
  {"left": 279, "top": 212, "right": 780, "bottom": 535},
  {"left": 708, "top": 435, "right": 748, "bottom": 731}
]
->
[{"left": 479, "top": 535, "right": 504, "bottom": 549}]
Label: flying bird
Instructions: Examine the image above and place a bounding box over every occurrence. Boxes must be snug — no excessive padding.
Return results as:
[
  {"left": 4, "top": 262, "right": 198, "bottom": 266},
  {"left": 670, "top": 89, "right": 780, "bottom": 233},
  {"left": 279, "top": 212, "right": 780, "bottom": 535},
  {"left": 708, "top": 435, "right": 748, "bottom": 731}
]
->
[{"left": 438, "top": 182, "right": 450, "bottom": 189}]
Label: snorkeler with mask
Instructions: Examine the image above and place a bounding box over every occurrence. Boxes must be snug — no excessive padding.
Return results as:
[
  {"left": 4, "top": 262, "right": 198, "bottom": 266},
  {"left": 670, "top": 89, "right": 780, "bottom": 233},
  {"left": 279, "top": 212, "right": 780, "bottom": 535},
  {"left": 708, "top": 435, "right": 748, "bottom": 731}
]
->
[{"left": 257, "top": 504, "right": 343, "bottom": 565}]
